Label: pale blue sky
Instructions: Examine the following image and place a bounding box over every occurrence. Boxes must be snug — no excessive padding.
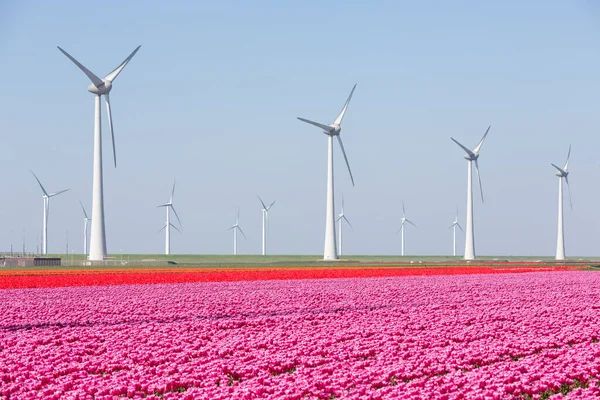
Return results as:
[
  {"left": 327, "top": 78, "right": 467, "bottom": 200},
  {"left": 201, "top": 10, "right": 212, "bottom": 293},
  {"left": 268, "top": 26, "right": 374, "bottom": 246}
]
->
[{"left": 1, "top": 1, "right": 599, "bottom": 256}]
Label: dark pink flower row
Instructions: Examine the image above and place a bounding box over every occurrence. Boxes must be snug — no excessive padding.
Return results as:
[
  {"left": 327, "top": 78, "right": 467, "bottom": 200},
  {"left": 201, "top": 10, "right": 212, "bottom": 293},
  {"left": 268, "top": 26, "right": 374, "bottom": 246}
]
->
[{"left": 1, "top": 272, "right": 600, "bottom": 399}]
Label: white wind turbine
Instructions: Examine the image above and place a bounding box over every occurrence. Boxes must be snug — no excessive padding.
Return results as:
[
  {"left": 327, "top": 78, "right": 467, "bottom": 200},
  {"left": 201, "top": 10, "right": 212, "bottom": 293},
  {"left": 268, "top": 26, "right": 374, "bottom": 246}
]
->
[
  {"left": 158, "top": 181, "right": 182, "bottom": 255},
  {"left": 57, "top": 45, "right": 141, "bottom": 261},
  {"left": 449, "top": 207, "right": 464, "bottom": 257},
  {"left": 297, "top": 84, "right": 356, "bottom": 260},
  {"left": 228, "top": 211, "right": 246, "bottom": 255},
  {"left": 451, "top": 126, "right": 491, "bottom": 260},
  {"left": 79, "top": 201, "right": 91, "bottom": 256},
  {"left": 257, "top": 196, "right": 275, "bottom": 256},
  {"left": 552, "top": 145, "right": 572, "bottom": 261},
  {"left": 397, "top": 202, "right": 416, "bottom": 256},
  {"left": 336, "top": 196, "right": 352, "bottom": 257},
  {"left": 30, "top": 172, "right": 69, "bottom": 255}
]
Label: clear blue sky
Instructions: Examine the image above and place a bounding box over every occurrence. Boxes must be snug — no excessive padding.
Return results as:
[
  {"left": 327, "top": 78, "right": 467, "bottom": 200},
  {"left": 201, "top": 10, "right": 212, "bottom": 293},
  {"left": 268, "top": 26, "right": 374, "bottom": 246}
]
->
[{"left": 1, "top": 1, "right": 599, "bottom": 256}]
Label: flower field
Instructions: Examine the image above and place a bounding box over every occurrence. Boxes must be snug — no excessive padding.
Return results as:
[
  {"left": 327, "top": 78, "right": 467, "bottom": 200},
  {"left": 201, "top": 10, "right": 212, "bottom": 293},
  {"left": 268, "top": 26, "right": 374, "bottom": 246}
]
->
[
  {"left": 0, "top": 264, "right": 578, "bottom": 289},
  {"left": 1, "top": 270, "right": 600, "bottom": 399}
]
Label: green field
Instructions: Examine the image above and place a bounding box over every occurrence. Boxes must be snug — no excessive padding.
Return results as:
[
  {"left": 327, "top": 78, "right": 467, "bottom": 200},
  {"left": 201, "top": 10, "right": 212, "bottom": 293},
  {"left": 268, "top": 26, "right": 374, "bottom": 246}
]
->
[{"left": 18, "top": 254, "right": 598, "bottom": 270}]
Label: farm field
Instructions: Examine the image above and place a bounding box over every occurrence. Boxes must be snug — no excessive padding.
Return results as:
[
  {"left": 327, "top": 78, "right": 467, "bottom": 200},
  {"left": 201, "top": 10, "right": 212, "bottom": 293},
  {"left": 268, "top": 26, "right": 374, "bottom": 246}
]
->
[{"left": 1, "top": 268, "right": 600, "bottom": 398}]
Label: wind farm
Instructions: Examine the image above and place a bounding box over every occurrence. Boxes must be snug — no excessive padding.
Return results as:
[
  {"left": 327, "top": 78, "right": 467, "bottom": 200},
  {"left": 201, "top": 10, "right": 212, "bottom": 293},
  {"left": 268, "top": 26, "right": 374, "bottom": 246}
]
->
[{"left": 3, "top": 3, "right": 600, "bottom": 399}]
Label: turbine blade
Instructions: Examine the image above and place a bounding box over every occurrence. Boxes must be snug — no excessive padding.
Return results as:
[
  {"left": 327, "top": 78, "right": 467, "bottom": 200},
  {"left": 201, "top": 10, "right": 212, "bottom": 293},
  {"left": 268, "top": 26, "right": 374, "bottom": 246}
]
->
[
  {"left": 268, "top": 201, "right": 276, "bottom": 210},
  {"left": 158, "top": 223, "right": 167, "bottom": 233},
  {"left": 237, "top": 226, "right": 247, "bottom": 240},
  {"left": 57, "top": 46, "right": 104, "bottom": 88},
  {"left": 336, "top": 215, "right": 343, "bottom": 222},
  {"left": 336, "top": 135, "right": 355, "bottom": 186},
  {"left": 30, "top": 171, "right": 49, "bottom": 197},
  {"left": 49, "top": 188, "right": 70, "bottom": 197},
  {"left": 565, "top": 176, "right": 573, "bottom": 210},
  {"left": 169, "top": 223, "right": 182, "bottom": 233},
  {"left": 473, "top": 125, "right": 491, "bottom": 154},
  {"left": 343, "top": 215, "right": 353, "bottom": 229},
  {"left": 297, "top": 117, "right": 333, "bottom": 132},
  {"left": 257, "top": 195, "right": 267, "bottom": 210},
  {"left": 551, "top": 163, "right": 566, "bottom": 175},
  {"left": 171, "top": 205, "right": 183, "bottom": 229},
  {"left": 457, "top": 223, "right": 464, "bottom": 233},
  {"left": 79, "top": 200, "right": 89, "bottom": 219},
  {"left": 104, "top": 45, "right": 141, "bottom": 82},
  {"left": 157, "top": 204, "right": 170, "bottom": 208},
  {"left": 333, "top": 83, "right": 357, "bottom": 125},
  {"left": 406, "top": 219, "right": 417, "bottom": 228},
  {"left": 402, "top": 201, "right": 406, "bottom": 217},
  {"left": 475, "top": 159, "right": 484, "bottom": 203},
  {"left": 451, "top": 137, "right": 475, "bottom": 158},
  {"left": 171, "top": 180, "right": 176, "bottom": 202},
  {"left": 564, "top": 144, "right": 571, "bottom": 170},
  {"left": 105, "top": 93, "right": 117, "bottom": 168}
]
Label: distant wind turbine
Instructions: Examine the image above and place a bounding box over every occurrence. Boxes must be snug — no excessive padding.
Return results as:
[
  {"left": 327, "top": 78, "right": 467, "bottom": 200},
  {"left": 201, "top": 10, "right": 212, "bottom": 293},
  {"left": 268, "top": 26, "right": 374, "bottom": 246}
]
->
[
  {"left": 336, "top": 196, "right": 352, "bottom": 257},
  {"left": 451, "top": 126, "right": 491, "bottom": 260},
  {"left": 157, "top": 181, "right": 182, "bottom": 255},
  {"left": 449, "top": 207, "right": 464, "bottom": 257},
  {"left": 397, "top": 202, "right": 416, "bottom": 256},
  {"left": 57, "top": 45, "right": 141, "bottom": 261},
  {"left": 79, "top": 201, "right": 91, "bottom": 256},
  {"left": 228, "top": 211, "right": 246, "bottom": 255},
  {"left": 30, "top": 171, "right": 69, "bottom": 255},
  {"left": 257, "top": 196, "right": 275, "bottom": 256},
  {"left": 552, "top": 145, "right": 572, "bottom": 260},
  {"left": 297, "top": 84, "right": 356, "bottom": 260}
]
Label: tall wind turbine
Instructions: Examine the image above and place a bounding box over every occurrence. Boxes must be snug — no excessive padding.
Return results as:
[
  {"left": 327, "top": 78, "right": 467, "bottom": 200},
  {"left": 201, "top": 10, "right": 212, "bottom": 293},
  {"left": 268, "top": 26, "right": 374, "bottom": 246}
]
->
[
  {"left": 257, "top": 196, "right": 275, "bottom": 256},
  {"left": 228, "top": 211, "right": 246, "bottom": 255},
  {"left": 336, "top": 196, "right": 352, "bottom": 257},
  {"left": 57, "top": 45, "right": 141, "bottom": 261},
  {"left": 297, "top": 84, "right": 356, "bottom": 260},
  {"left": 30, "top": 172, "right": 69, "bottom": 255},
  {"left": 79, "top": 201, "right": 91, "bottom": 256},
  {"left": 451, "top": 126, "right": 491, "bottom": 260},
  {"left": 397, "top": 202, "right": 416, "bottom": 256},
  {"left": 158, "top": 181, "right": 182, "bottom": 255},
  {"left": 552, "top": 145, "right": 572, "bottom": 260},
  {"left": 449, "top": 207, "right": 464, "bottom": 257}
]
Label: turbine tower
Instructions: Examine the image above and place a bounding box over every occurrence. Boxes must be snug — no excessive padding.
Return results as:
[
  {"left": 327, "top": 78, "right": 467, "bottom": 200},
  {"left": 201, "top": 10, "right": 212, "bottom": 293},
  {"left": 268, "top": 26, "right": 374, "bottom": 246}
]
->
[
  {"left": 228, "top": 211, "right": 246, "bottom": 255},
  {"left": 451, "top": 126, "right": 491, "bottom": 260},
  {"left": 30, "top": 172, "right": 69, "bottom": 255},
  {"left": 57, "top": 45, "right": 141, "bottom": 261},
  {"left": 297, "top": 84, "right": 356, "bottom": 261},
  {"left": 158, "top": 181, "right": 182, "bottom": 255},
  {"left": 552, "top": 145, "right": 572, "bottom": 260},
  {"left": 449, "top": 207, "right": 464, "bottom": 257},
  {"left": 397, "top": 202, "right": 416, "bottom": 256},
  {"left": 257, "top": 196, "right": 275, "bottom": 256},
  {"left": 79, "top": 201, "right": 91, "bottom": 256},
  {"left": 336, "top": 196, "right": 352, "bottom": 257}
]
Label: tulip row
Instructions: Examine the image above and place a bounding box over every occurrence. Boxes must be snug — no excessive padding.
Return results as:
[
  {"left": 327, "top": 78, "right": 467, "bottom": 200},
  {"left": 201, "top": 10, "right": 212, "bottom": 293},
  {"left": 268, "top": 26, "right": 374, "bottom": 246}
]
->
[
  {"left": 0, "top": 264, "right": 578, "bottom": 289},
  {"left": 0, "top": 271, "right": 599, "bottom": 398}
]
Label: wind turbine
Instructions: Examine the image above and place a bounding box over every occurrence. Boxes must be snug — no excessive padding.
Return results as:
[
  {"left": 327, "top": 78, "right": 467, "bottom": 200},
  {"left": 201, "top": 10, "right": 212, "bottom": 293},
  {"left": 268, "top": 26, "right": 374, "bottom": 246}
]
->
[
  {"left": 228, "top": 211, "right": 246, "bottom": 255},
  {"left": 79, "top": 201, "right": 91, "bottom": 256},
  {"left": 297, "top": 84, "right": 356, "bottom": 261},
  {"left": 336, "top": 196, "right": 352, "bottom": 257},
  {"left": 451, "top": 126, "right": 491, "bottom": 260},
  {"left": 30, "top": 171, "right": 69, "bottom": 255},
  {"left": 157, "top": 181, "right": 182, "bottom": 255},
  {"left": 57, "top": 45, "right": 141, "bottom": 261},
  {"left": 552, "top": 145, "right": 572, "bottom": 261},
  {"left": 449, "top": 207, "right": 464, "bottom": 257},
  {"left": 257, "top": 196, "right": 275, "bottom": 256},
  {"left": 397, "top": 202, "right": 416, "bottom": 256}
]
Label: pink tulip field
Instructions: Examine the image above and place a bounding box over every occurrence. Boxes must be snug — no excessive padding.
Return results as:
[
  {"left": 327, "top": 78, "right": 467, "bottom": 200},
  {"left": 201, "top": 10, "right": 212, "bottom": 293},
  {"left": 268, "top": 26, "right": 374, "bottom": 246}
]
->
[{"left": 1, "top": 271, "right": 600, "bottom": 399}]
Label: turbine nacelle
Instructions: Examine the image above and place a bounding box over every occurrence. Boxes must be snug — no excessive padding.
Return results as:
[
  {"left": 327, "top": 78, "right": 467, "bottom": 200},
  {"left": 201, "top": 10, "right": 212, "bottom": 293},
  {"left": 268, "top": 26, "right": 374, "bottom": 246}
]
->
[
  {"left": 87, "top": 80, "right": 112, "bottom": 95},
  {"left": 324, "top": 124, "right": 341, "bottom": 136},
  {"left": 463, "top": 152, "right": 479, "bottom": 161}
]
